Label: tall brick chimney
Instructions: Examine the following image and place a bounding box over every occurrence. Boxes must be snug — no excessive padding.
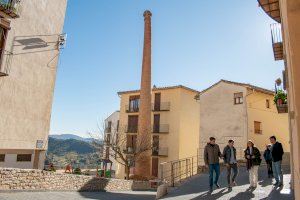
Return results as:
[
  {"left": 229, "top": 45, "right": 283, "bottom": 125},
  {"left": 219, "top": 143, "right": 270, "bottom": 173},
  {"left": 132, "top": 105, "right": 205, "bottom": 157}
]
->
[{"left": 135, "top": 10, "right": 152, "bottom": 178}]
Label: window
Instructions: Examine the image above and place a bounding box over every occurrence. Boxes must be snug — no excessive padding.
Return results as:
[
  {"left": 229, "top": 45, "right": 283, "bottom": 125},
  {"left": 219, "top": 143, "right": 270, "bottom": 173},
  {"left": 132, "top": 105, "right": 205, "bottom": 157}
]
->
[
  {"left": 117, "top": 120, "right": 119, "bottom": 132},
  {"left": 105, "top": 133, "right": 111, "bottom": 144},
  {"left": 128, "top": 95, "right": 140, "bottom": 112},
  {"left": 234, "top": 92, "right": 243, "bottom": 105},
  {"left": 106, "top": 121, "right": 112, "bottom": 133},
  {"left": 0, "top": 154, "right": 5, "bottom": 162},
  {"left": 266, "top": 99, "right": 270, "bottom": 108},
  {"left": 0, "top": 21, "right": 9, "bottom": 72},
  {"left": 17, "top": 154, "right": 32, "bottom": 162},
  {"left": 105, "top": 147, "right": 109, "bottom": 159},
  {"left": 254, "top": 121, "right": 262, "bottom": 134},
  {"left": 127, "top": 115, "right": 138, "bottom": 133}
]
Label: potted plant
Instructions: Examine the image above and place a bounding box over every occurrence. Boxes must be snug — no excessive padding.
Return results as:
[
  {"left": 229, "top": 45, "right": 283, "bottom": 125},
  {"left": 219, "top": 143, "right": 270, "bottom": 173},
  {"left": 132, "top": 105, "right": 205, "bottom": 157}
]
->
[{"left": 274, "top": 90, "right": 287, "bottom": 106}]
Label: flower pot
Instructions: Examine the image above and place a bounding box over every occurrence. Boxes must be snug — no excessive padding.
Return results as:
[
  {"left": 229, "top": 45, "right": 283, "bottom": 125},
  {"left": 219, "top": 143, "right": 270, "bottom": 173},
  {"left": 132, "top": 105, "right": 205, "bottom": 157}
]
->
[{"left": 277, "top": 99, "right": 283, "bottom": 106}]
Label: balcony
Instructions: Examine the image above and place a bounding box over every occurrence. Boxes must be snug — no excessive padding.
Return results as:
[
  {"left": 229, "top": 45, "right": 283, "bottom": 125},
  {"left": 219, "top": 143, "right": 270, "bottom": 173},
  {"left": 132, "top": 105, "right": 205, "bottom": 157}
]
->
[
  {"left": 258, "top": 0, "right": 281, "bottom": 23},
  {"left": 152, "top": 147, "right": 168, "bottom": 157},
  {"left": 271, "top": 23, "right": 283, "bottom": 61},
  {"left": 0, "top": 0, "right": 21, "bottom": 18},
  {"left": 276, "top": 104, "right": 288, "bottom": 113},
  {"left": 125, "top": 105, "right": 139, "bottom": 113},
  {"left": 152, "top": 124, "right": 169, "bottom": 134},
  {"left": 152, "top": 102, "right": 171, "bottom": 112},
  {"left": 125, "top": 125, "right": 138, "bottom": 133}
]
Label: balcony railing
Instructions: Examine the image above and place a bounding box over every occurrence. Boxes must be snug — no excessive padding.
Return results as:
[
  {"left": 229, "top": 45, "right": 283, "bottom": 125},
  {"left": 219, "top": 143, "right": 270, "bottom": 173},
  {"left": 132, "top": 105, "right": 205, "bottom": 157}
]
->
[
  {"left": 125, "top": 105, "right": 139, "bottom": 113},
  {"left": 0, "top": 0, "right": 21, "bottom": 18},
  {"left": 276, "top": 103, "right": 288, "bottom": 114},
  {"left": 152, "top": 124, "right": 169, "bottom": 133},
  {"left": 123, "top": 147, "right": 135, "bottom": 154},
  {"left": 152, "top": 147, "right": 168, "bottom": 157},
  {"left": 255, "top": 130, "right": 263, "bottom": 134},
  {"left": 125, "top": 125, "right": 138, "bottom": 133},
  {"left": 152, "top": 102, "right": 171, "bottom": 111},
  {"left": 271, "top": 23, "right": 283, "bottom": 61}
]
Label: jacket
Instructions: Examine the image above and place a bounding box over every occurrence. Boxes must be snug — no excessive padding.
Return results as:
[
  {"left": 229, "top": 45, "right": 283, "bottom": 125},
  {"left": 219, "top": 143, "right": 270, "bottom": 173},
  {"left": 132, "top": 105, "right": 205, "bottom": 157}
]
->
[
  {"left": 223, "top": 145, "right": 237, "bottom": 164},
  {"left": 271, "top": 142, "right": 284, "bottom": 162},
  {"left": 244, "top": 147, "right": 261, "bottom": 170},
  {"left": 263, "top": 149, "right": 272, "bottom": 161},
  {"left": 204, "top": 143, "right": 222, "bottom": 165}
]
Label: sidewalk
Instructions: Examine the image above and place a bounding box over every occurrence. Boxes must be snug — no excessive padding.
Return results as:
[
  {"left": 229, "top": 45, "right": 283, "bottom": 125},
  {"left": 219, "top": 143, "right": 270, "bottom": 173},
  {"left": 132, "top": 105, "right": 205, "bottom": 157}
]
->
[{"left": 162, "top": 166, "right": 293, "bottom": 200}]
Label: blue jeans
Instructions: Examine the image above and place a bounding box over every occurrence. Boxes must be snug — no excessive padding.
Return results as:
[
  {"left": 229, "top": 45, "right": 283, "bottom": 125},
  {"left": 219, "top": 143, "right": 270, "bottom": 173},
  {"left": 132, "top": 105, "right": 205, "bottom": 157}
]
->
[
  {"left": 209, "top": 163, "right": 220, "bottom": 187},
  {"left": 272, "top": 161, "right": 283, "bottom": 184}
]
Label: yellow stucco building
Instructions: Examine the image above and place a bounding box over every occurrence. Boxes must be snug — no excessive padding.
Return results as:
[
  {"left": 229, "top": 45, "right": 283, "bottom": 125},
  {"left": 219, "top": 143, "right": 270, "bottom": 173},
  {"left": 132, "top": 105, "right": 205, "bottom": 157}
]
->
[
  {"left": 258, "top": 0, "right": 300, "bottom": 197},
  {"left": 200, "top": 80, "right": 289, "bottom": 164},
  {"left": 115, "top": 85, "right": 200, "bottom": 179}
]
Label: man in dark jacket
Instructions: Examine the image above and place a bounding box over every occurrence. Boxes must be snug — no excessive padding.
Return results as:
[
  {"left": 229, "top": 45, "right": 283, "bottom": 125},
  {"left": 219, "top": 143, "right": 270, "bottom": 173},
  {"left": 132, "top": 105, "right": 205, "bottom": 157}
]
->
[
  {"left": 223, "top": 140, "right": 238, "bottom": 188},
  {"left": 270, "top": 136, "right": 284, "bottom": 187},
  {"left": 204, "top": 137, "right": 222, "bottom": 192}
]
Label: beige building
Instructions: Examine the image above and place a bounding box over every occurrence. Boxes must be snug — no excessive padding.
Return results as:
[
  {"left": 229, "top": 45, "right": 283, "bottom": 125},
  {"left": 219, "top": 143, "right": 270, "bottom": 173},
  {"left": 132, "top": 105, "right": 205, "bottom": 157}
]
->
[
  {"left": 0, "top": 0, "right": 68, "bottom": 169},
  {"left": 200, "top": 80, "right": 289, "bottom": 164},
  {"left": 258, "top": 0, "right": 300, "bottom": 197},
  {"left": 115, "top": 85, "right": 200, "bottom": 179}
]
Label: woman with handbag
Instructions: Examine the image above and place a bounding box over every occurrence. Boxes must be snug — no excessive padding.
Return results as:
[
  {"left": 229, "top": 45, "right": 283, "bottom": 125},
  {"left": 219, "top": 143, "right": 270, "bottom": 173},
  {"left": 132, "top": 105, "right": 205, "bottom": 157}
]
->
[{"left": 244, "top": 140, "right": 262, "bottom": 189}]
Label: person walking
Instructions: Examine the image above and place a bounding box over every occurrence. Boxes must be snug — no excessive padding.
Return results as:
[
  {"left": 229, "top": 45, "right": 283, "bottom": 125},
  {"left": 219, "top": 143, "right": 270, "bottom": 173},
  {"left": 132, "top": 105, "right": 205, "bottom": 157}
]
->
[
  {"left": 263, "top": 144, "right": 273, "bottom": 178},
  {"left": 270, "top": 136, "right": 284, "bottom": 187},
  {"left": 204, "top": 137, "right": 222, "bottom": 192},
  {"left": 244, "top": 140, "right": 262, "bottom": 189},
  {"left": 223, "top": 139, "right": 238, "bottom": 188}
]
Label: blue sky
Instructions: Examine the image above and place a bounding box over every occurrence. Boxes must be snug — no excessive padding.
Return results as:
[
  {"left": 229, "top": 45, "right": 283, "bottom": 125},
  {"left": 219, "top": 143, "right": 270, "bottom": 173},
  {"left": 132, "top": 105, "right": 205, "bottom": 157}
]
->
[{"left": 50, "top": 0, "right": 283, "bottom": 137}]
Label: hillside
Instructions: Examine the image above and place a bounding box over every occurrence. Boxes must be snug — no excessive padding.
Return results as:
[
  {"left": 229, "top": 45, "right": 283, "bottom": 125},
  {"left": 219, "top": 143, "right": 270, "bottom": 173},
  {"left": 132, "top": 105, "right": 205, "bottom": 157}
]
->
[
  {"left": 48, "top": 137, "right": 96, "bottom": 156},
  {"left": 46, "top": 137, "right": 103, "bottom": 169},
  {"left": 49, "top": 134, "right": 96, "bottom": 143}
]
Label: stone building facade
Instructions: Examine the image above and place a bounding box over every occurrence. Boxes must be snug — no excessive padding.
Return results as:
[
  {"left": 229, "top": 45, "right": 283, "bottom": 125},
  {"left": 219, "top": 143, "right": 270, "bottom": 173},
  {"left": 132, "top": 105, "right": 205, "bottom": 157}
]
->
[{"left": 0, "top": 0, "right": 68, "bottom": 169}]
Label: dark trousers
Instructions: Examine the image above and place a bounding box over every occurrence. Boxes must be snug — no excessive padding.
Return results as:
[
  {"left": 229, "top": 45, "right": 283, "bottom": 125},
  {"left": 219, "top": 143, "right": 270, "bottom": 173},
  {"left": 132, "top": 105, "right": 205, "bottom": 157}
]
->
[
  {"left": 209, "top": 163, "right": 220, "bottom": 187},
  {"left": 226, "top": 163, "right": 238, "bottom": 185},
  {"left": 266, "top": 160, "right": 273, "bottom": 177}
]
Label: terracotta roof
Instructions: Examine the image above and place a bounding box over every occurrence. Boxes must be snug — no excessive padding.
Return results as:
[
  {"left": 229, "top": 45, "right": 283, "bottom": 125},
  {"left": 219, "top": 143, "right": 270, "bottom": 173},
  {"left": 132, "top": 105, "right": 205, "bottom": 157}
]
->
[
  {"left": 201, "top": 80, "right": 275, "bottom": 95},
  {"left": 117, "top": 85, "right": 200, "bottom": 95}
]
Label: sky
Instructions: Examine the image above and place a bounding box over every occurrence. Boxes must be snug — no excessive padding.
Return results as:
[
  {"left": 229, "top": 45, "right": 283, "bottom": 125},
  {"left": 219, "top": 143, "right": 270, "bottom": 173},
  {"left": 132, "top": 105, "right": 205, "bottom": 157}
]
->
[{"left": 50, "top": 0, "right": 284, "bottom": 138}]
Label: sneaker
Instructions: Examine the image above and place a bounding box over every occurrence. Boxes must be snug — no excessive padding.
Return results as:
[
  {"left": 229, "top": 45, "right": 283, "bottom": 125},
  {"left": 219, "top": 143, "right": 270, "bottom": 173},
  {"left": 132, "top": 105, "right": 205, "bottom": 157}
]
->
[
  {"left": 215, "top": 183, "right": 221, "bottom": 188},
  {"left": 273, "top": 182, "right": 279, "bottom": 186},
  {"left": 209, "top": 187, "right": 213, "bottom": 193},
  {"left": 278, "top": 183, "right": 283, "bottom": 187}
]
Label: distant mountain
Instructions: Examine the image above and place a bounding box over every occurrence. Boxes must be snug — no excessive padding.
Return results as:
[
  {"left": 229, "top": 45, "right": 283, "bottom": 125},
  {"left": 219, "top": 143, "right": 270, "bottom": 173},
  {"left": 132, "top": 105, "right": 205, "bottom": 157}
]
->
[
  {"left": 49, "top": 134, "right": 96, "bottom": 143},
  {"left": 47, "top": 137, "right": 97, "bottom": 156}
]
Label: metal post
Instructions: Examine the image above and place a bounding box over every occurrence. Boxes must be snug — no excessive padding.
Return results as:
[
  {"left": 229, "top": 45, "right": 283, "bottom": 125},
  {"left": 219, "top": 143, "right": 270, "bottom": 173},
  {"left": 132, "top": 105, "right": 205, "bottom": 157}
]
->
[
  {"left": 186, "top": 158, "right": 188, "bottom": 179},
  {"left": 179, "top": 160, "right": 181, "bottom": 182},
  {"left": 192, "top": 157, "right": 194, "bottom": 176},
  {"left": 171, "top": 162, "right": 174, "bottom": 187}
]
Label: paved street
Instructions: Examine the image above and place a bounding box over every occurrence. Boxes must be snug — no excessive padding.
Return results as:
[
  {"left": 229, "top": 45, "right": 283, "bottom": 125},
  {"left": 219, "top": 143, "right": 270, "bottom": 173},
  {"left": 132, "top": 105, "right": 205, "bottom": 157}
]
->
[
  {"left": 0, "top": 166, "right": 294, "bottom": 200},
  {"left": 162, "top": 166, "right": 294, "bottom": 200}
]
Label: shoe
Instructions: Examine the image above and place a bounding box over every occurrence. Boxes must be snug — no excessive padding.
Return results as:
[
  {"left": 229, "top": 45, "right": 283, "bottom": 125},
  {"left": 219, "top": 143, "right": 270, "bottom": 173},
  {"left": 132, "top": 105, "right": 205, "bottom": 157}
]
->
[
  {"left": 232, "top": 181, "right": 237, "bottom": 186},
  {"left": 273, "top": 182, "right": 279, "bottom": 186},
  {"left": 278, "top": 183, "right": 283, "bottom": 187},
  {"left": 209, "top": 187, "right": 213, "bottom": 193},
  {"left": 215, "top": 183, "right": 221, "bottom": 188}
]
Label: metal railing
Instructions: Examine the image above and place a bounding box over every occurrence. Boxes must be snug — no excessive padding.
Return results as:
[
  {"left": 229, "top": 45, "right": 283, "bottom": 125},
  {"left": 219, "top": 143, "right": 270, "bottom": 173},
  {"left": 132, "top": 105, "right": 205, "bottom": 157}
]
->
[
  {"left": 152, "top": 124, "right": 169, "bottom": 133},
  {"left": 153, "top": 147, "right": 168, "bottom": 157},
  {"left": 159, "top": 156, "right": 199, "bottom": 187},
  {"left": 124, "top": 125, "right": 138, "bottom": 133},
  {"left": 270, "top": 23, "right": 283, "bottom": 60},
  {"left": 0, "top": 0, "right": 21, "bottom": 18},
  {"left": 125, "top": 105, "right": 139, "bottom": 113},
  {"left": 152, "top": 102, "right": 171, "bottom": 111}
]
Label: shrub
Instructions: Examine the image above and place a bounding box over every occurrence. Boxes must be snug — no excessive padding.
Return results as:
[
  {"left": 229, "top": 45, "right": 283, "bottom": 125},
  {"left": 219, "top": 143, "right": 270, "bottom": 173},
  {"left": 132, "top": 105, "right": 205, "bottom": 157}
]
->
[
  {"left": 274, "top": 90, "right": 287, "bottom": 105},
  {"left": 73, "top": 167, "right": 82, "bottom": 175}
]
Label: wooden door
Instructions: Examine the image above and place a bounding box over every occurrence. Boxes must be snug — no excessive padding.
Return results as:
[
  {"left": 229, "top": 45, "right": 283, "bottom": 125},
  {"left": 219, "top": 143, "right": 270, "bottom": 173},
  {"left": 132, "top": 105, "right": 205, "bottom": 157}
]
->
[
  {"left": 153, "top": 114, "right": 160, "bottom": 133},
  {"left": 154, "top": 93, "right": 161, "bottom": 111},
  {"left": 128, "top": 115, "right": 138, "bottom": 133},
  {"left": 152, "top": 157, "right": 159, "bottom": 177}
]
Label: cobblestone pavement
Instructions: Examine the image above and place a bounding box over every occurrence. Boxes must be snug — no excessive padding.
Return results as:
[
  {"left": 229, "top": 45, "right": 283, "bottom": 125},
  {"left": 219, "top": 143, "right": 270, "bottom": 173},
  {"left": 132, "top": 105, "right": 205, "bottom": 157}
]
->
[
  {"left": 0, "top": 166, "right": 294, "bottom": 200},
  {"left": 162, "top": 166, "right": 294, "bottom": 200}
]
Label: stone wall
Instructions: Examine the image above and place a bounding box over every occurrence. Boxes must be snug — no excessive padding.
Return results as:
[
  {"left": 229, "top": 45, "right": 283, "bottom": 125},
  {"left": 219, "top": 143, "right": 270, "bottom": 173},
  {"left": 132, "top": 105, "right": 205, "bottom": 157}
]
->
[{"left": 0, "top": 168, "right": 151, "bottom": 191}]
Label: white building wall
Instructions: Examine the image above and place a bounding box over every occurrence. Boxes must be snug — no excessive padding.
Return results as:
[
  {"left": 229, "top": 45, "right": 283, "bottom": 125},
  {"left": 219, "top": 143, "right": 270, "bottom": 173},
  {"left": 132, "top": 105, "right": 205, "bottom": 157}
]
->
[{"left": 200, "top": 82, "right": 248, "bottom": 164}]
